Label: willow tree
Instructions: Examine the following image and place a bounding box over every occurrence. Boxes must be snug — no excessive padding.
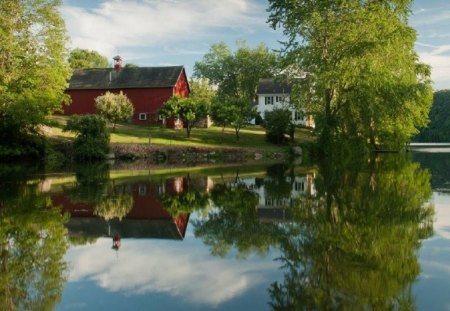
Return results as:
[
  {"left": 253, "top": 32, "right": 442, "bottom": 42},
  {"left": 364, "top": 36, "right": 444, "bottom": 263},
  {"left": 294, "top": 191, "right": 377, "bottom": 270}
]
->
[
  {"left": 0, "top": 0, "right": 71, "bottom": 158},
  {"left": 268, "top": 0, "right": 433, "bottom": 149}
]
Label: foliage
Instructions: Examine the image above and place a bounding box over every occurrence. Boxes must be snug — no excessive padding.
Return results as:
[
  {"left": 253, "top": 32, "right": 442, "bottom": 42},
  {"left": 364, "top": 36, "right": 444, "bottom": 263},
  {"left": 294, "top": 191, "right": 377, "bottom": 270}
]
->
[
  {"left": 159, "top": 95, "right": 209, "bottom": 138},
  {"left": 0, "top": 0, "right": 71, "bottom": 158},
  {"left": 193, "top": 177, "right": 282, "bottom": 258},
  {"left": 193, "top": 41, "right": 279, "bottom": 101},
  {"left": 65, "top": 162, "right": 111, "bottom": 204},
  {"left": 124, "top": 63, "right": 138, "bottom": 68},
  {"left": 95, "top": 91, "right": 134, "bottom": 132},
  {"left": 212, "top": 96, "right": 257, "bottom": 141},
  {"left": 414, "top": 90, "right": 450, "bottom": 142},
  {"left": 160, "top": 176, "right": 210, "bottom": 217},
  {"left": 0, "top": 185, "right": 69, "bottom": 310},
  {"left": 269, "top": 151, "right": 434, "bottom": 309},
  {"left": 94, "top": 192, "right": 133, "bottom": 221},
  {"left": 68, "top": 48, "right": 109, "bottom": 69},
  {"left": 264, "top": 108, "right": 294, "bottom": 144},
  {"left": 63, "top": 115, "right": 110, "bottom": 160},
  {"left": 268, "top": 0, "right": 433, "bottom": 150}
]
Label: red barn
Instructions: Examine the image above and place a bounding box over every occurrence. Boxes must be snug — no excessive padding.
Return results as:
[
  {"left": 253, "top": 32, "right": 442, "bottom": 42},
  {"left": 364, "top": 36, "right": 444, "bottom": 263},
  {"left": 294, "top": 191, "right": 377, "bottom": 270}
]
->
[{"left": 63, "top": 60, "right": 190, "bottom": 127}]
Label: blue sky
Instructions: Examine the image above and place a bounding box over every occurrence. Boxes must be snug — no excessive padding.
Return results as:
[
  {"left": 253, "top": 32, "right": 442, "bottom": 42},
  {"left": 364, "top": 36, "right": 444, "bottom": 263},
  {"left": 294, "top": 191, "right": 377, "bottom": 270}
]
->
[{"left": 61, "top": 0, "right": 450, "bottom": 90}]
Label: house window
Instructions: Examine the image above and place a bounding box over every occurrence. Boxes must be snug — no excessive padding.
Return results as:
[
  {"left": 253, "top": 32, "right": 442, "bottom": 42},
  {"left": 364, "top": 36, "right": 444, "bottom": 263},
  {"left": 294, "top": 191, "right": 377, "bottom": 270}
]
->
[
  {"left": 158, "top": 114, "right": 164, "bottom": 121},
  {"left": 295, "top": 181, "right": 305, "bottom": 192},
  {"left": 139, "top": 113, "right": 147, "bottom": 121},
  {"left": 294, "top": 111, "right": 304, "bottom": 121},
  {"left": 265, "top": 96, "right": 274, "bottom": 105}
]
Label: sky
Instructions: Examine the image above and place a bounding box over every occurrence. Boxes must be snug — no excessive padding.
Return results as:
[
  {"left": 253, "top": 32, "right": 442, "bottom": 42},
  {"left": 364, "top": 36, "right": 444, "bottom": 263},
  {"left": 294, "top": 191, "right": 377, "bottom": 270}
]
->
[{"left": 61, "top": 0, "right": 450, "bottom": 90}]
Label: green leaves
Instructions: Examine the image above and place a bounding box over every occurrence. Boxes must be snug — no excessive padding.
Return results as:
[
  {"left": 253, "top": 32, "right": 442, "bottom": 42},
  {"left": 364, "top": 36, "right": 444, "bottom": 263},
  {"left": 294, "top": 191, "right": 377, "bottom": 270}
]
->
[
  {"left": 95, "top": 91, "right": 134, "bottom": 132},
  {"left": 68, "top": 48, "right": 110, "bottom": 69},
  {"left": 268, "top": 0, "right": 432, "bottom": 149},
  {"left": 0, "top": 0, "right": 71, "bottom": 158},
  {"left": 63, "top": 115, "right": 110, "bottom": 160},
  {"left": 159, "top": 95, "right": 209, "bottom": 138}
]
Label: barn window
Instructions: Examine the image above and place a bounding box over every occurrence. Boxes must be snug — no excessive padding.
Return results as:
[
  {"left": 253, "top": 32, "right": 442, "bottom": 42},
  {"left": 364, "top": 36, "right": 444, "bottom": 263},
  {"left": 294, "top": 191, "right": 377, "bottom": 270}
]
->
[{"left": 139, "top": 113, "right": 147, "bottom": 121}]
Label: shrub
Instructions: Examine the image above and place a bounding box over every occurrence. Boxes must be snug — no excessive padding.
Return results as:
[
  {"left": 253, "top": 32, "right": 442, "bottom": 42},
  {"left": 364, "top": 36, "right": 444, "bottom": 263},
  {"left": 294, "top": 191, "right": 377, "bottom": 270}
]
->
[
  {"left": 63, "top": 115, "right": 110, "bottom": 160},
  {"left": 264, "top": 108, "right": 293, "bottom": 144}
]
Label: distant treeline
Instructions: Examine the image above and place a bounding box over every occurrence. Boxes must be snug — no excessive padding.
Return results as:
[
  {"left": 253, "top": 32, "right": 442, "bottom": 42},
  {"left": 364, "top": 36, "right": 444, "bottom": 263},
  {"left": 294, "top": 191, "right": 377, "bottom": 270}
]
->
[{"left": 414, "top": 90, "right": 450, "bottom": 142}]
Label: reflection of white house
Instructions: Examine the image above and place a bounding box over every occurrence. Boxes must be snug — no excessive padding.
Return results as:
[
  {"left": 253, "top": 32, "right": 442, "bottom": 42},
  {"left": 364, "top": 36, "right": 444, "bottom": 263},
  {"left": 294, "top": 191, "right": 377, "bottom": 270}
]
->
[{"left": 255, "top": 79, "right": 315, "bottom": 128}]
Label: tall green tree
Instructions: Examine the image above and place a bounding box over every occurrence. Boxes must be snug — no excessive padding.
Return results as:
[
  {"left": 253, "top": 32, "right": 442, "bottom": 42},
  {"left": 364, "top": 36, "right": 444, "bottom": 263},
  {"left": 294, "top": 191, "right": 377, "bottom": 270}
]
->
[
  {"left": 193, "top": 41, "right": 279, "bottom": 101},
  {"left": 414, "top": 90, "right": 450, "bottom": 142},
  {"left": 268, "top": 0, "right": 433, "bottom": 150},
  {"left": 0, "top": 0, "right": 71, "bottom": 158},
  {"left": 68, "top": 48, "right": 110, "bottom": 69},
  {"left": 95, "top": 91, "right": 134, "bottom": 132}
]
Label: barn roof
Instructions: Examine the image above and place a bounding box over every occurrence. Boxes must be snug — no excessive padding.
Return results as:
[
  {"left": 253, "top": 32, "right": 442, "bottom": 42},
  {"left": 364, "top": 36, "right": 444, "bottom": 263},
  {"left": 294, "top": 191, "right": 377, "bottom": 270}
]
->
[
  {"left": 68, "top": 66, "right": 185, "bottom": 90},
  {"left": 257, "top": 78, "right": 291, "bottom": 94}
]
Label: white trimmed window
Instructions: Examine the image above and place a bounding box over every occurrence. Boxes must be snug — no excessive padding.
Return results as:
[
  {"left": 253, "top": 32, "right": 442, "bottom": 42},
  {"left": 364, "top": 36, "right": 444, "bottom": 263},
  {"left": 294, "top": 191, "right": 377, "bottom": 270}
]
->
[
  {"left": 294, "top": 111, "right": 304, "bottom": 121},
  {"left": 265, "top": 96, "right": 274, "bottom": 105},
  {"left": 138, "top": 113, "right": 147, "bottom": 121}
]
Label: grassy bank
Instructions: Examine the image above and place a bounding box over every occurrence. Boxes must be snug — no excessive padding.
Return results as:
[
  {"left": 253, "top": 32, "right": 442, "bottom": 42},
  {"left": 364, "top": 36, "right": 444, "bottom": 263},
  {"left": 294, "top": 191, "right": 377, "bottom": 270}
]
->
[{"left": 47, "top": 116, "right": 315, "bottom": 150}]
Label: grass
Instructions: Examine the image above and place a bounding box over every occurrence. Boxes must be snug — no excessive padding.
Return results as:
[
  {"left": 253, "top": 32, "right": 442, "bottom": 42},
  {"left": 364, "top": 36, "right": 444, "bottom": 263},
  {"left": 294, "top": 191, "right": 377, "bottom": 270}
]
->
[{"left": 47, "top": 115, "right": 315, "bottom": 150}]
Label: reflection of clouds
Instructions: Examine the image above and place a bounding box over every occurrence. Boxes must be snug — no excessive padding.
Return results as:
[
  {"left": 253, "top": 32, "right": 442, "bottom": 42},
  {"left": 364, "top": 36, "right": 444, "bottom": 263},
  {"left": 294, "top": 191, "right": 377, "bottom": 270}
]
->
[
  {"left": 66, "top": 239, "right": 278, "bottom": 306},
  {"left": 430, "top": 193, "right": 450, "bottom": 239}
]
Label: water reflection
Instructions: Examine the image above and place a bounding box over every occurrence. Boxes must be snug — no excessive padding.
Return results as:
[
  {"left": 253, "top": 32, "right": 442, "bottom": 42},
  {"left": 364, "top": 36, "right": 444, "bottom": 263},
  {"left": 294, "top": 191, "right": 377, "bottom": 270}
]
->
[
  {"left": 0, "top": 165, "right": 69, "bottom": 310},
  {"left": 0, "top": 154, "right": 436, "bottom": 310}
]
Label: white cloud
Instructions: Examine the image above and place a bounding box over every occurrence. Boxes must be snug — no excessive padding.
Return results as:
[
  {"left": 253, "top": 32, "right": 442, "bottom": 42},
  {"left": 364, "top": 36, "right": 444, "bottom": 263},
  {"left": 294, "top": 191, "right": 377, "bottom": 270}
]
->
[
  {"left": 61, "top": 0, "right": 265, "bottom": 58},
  {"left": 66, "top": 238, "right": 278, "bottom": 306}
]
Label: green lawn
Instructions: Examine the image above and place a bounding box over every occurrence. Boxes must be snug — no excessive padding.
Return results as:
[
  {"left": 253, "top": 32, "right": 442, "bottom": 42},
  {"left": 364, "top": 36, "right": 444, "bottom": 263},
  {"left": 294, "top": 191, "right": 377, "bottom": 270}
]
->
[{"left": 47, "top": 115, "right": 315, "bottom": 150}]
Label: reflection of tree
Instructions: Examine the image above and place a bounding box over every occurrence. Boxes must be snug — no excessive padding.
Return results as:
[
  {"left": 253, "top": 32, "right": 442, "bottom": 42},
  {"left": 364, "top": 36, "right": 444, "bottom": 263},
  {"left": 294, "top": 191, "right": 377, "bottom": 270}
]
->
[
  {"left": 193, "top": 181, "right": 282, "bottom": 258},
  {"left": 65, "top": 162, "right": 110, "bottom": 203},
  {"left": 264, "top": 164, "right": 294, "bottom": 201},
  {"left": 0, "top": 186, "right": 69, "bottom": 310},
  {"left": 269, "top": 153, "right": 434, "bottom": 310},
  {"left": 159, "top": 176, "right": 210, "bottom": 216},
  {"left": 94, "top": 192, "right": 133, "bottom": 221}
]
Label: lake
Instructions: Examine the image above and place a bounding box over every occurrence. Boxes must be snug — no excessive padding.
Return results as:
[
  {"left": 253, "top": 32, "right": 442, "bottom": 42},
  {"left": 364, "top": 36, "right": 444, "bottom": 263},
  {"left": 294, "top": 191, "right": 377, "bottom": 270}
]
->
[{"left": 0, "top": 149, "right": 449, "bottom": 310}]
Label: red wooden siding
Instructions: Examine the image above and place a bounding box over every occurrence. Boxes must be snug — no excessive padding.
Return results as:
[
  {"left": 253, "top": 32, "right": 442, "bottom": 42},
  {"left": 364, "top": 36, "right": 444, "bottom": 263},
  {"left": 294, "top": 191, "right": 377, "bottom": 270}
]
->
[{"left": 63, "top": 68, "right": 190, "bottom": 126}]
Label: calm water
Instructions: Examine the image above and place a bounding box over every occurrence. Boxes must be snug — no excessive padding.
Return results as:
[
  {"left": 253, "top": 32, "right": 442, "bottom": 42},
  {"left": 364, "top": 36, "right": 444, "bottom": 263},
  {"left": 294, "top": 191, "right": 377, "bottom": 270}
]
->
[{"left": 1, "top": 151, "right": 450, "bottom": 310}]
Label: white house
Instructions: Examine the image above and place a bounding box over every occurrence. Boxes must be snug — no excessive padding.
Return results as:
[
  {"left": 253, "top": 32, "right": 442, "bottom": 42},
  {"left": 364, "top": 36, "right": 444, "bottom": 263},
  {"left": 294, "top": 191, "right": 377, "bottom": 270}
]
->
[{"left": 255, "top": 78, "right": 315, "bottom": 127}]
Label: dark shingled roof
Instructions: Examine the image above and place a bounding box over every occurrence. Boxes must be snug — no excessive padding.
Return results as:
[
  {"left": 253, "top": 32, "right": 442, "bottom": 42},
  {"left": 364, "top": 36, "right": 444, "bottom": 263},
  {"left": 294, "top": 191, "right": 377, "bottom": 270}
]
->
[
  {"left": 68, "top": 66, "right": 185, "bottom": 90},
  {"left": 257, "top": 78, "right": 291, "bottom": 94}
]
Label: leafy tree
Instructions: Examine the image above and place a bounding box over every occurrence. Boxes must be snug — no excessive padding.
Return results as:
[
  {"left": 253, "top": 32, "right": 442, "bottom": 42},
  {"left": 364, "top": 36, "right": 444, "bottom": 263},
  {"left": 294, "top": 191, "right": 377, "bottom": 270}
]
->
[
  {"left": 193, "top": 41, "right": 279, "bottom": 102},
  {"left": 268, "top": 0, "right": 433, "bottom": 150},
  {"left": 124, "top": 63, "right": 138, "bottom": 68},
  {"left": 0, "top": 0, "right": 71, "bottom": 158},
  {"left": 95, "top": 91, "right": 134, "bottom": 132},
  {"left": 210, "top": 96, "right": 257, "bottom": 141},
  {"left": 159, "top": 96, "right": 209, "bottom": 138},
  {"left": 264, "top": 108, "right": 294, "bottom": 144},
  {"left": 210, "top": 97, "right": 234, "bottom": 137},
  {"left": 414, "top": 90, "right": 450, "bottom": 142},
  {"left": 68, "top": 48, "right": 110, "bottom": 69},
  {"left": 63, "top": 115, "right": 110, "bottom": 160}
]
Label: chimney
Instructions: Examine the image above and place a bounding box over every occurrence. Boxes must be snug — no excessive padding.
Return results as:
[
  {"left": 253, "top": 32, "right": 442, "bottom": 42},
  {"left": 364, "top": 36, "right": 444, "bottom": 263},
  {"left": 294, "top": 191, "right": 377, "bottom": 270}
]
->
[{"left": 113, "top": 55, "right": 123, "bottom": 71}]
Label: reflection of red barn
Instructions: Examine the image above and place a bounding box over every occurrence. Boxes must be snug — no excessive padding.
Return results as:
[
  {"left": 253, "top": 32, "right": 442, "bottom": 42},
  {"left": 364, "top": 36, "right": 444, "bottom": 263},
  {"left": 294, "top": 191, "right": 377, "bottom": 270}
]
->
[
  {"left": 63, "top": 60, "right": 190, "bottom": 128},
  {"left": 52, "top": 178, "right": 189, "bottom": 240}
]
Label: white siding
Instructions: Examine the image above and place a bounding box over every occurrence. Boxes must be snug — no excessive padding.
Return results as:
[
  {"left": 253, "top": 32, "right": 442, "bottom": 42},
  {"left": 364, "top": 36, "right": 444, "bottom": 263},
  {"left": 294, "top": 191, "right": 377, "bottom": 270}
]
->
[{"left": 256, "top": 93, "right": 314, "bottom": 127}]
